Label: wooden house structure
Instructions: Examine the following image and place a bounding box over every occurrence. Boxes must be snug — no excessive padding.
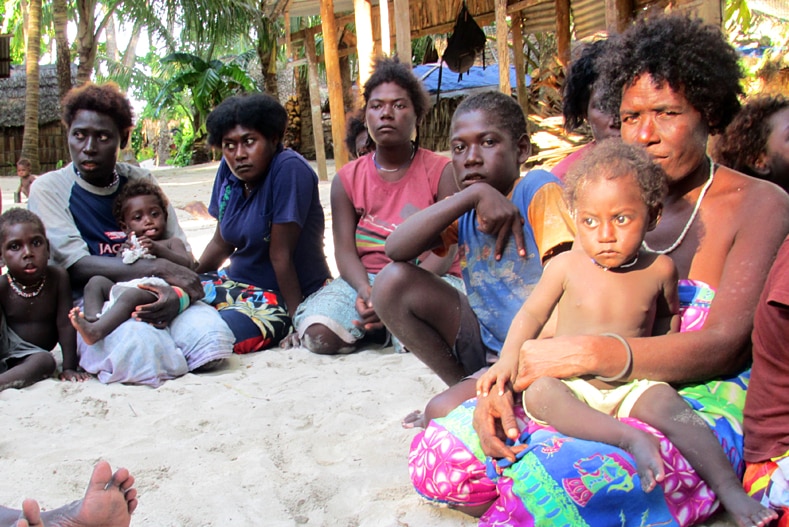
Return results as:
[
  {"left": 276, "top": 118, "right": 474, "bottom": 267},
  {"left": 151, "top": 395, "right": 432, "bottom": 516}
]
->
[
  {"left": 0, "top": 64, "right": 76, "bottom": 176},
  {"left": 283, "top": 0, "right": 724, "bottom": 180}
]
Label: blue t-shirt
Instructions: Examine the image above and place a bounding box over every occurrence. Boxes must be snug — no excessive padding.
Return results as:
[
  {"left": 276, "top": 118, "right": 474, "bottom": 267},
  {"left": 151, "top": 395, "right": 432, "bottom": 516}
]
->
[
  {"left": 458, "top": 169, "right": 574, "bottom": 353},
  {"left": 208, "top": 146, "right": 331, "bottom": 297}
]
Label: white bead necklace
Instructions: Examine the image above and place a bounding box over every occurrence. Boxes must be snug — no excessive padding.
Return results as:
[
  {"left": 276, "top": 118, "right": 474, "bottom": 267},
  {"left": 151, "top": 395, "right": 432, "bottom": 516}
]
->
[
  {"left": 642, "top": 157, "right": 715, "bottom": 255},
  {"left": 7, "top": 273, "right": 46, "bottom": 298}
]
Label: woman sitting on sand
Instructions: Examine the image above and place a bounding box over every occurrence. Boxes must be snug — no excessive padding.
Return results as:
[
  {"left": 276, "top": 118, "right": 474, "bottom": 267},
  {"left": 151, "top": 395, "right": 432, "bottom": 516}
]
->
[
  {"left": 28, "top": 82, "right": 233, "bottom": 387},
  {"left": 407, "top": 15, "right": 789, "bottom": 525},
  {"left": 196, "top": 93, "right": 331, "bottom": 353}
]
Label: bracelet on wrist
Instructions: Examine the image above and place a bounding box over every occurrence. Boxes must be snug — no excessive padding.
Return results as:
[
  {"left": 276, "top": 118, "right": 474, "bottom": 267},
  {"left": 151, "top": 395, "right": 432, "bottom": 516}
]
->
[
  {"left": 595, "top": 332, "right": 633, "bottom": 382},
  {"left": 172, "top": 286, "right": 191, "bottom": 314}
]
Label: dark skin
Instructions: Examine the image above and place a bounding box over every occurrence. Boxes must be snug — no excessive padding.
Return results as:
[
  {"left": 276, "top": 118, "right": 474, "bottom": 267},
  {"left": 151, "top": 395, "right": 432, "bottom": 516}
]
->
[
  {"left": 66, "top": 109, "right": 202, "bottom": 327},
  {"left": 70, "top": 194, "right": 198, "bottom": 344},
  {"left": 0, "top": 222, "right": 89, "bottom": 388},
  {"left": 300, "top": 82, "right": 458, "bottom": 354},
  {"left": 196, "top": 126, "right": 304, "bottom": 318}
]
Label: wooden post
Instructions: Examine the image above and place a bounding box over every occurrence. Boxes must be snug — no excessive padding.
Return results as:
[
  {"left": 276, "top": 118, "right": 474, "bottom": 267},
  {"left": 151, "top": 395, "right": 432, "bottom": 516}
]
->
[
  {"left": 379, "top": 0, "right": 391, "bottom": 56},
  {"left": 555, "top": 0, "right": 571, "bottom": 68},
  {"left": 320, "top": 0, "right": 349, "bottom": 169},
  {"left": 605, "top": 0, "right": 632, "bottom": 34},
  {"left": 284, "top": 11, "right": 292, "bottom": 59},
  {"left": 393, "top": 0, "right": 411, "bottom": 64},
  {"left": 495, "top": 0, "right": 511, "bottom": 95},
  {"left": 304, "top": 32, "right": 328, "bottom": 181},
  {"left": 511, "top": 12, "right": 529, "bottom": 119},
  {"left": 354, "top": 0, "right": 374, "bottom": 88}
]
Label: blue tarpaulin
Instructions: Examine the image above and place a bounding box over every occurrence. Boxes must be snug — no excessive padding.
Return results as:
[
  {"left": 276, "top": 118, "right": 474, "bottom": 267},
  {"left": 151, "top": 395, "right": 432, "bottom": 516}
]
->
[{"left": 413, "top": 63, "right": 531, "bottom": 96}]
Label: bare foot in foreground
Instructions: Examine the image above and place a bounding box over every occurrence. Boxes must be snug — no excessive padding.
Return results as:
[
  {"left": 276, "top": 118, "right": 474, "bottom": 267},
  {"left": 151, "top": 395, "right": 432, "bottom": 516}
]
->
[
  {"left": 402, "top": 410, "right": 427, "bottom": 429},
  {"left": 13, "top": 461, "right": 137, "bottom": 527},
  {"left": 68, "top": 307, "right": 101, "bottom": 346},
  {"left": 279, "top": 332, "right": 300, "bottom": 349},
  {"left": 716, "top": 482, "right": 778, "bottom": 527},
  {"left": 624, "top": 432, "right": 665, "bottom": 493}
]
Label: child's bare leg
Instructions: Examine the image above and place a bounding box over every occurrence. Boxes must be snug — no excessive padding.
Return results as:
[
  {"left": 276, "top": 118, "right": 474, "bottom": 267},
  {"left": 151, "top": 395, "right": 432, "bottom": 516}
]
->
[
  {"left": 372, "top": 263, "right": 466, "bottom": 385},
  {"left": 404, "top": 378, "right": 478, "bottom": 428},
  {"left": 1, "top": 460, "right": 137, "bottom": 527},
  {"left": 630, "top": 385, "right": 778, "bottom": 527},
  {"left": 0, "top": 353, "right": 56, "bottom": 391},
  {"left": 524, "top": 377, "right": 664, "bottom": 492},
  {"left": 81, "top": 276, "right": 115, "bottom": 320},
  {"left": 71, "top": 288, "right": 158, "bottom": 345}
]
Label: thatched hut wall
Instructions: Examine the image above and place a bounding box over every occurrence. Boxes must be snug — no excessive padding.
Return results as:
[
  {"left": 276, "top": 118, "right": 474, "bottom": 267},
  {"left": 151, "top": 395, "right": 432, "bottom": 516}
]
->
[{"left": 0, "top": 64, "right": 76, "bottom": 176}]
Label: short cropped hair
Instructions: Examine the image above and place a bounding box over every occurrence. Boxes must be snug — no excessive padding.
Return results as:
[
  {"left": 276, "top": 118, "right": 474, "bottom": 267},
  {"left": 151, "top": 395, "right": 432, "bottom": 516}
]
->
[
  {"left": 0, "top": 208, "right": 47, "bottom": 247},
  {"left": 61, "top": 83, "right": 134, "bottom": 148},
  {"left": 563, "top": 39, "right": 611, "bottom": 133},
  {"left": 363, "top": 56, "right": 430, "bottom": 121},
  {"left": 564, "top": 139, "right": 667, "bottom": 211},
  {"left": 206, "top": 93, "right": 287, "bottom": 147},
  {"left": 16, "top": 158, "right": 31, "bottom": 170},
  {"left": 597, "top": 14, "right": 743, "bottom": 135},
  {"left": 112, "top": 181, "right": 169, "bottom": 225},
  {"left": 452, "top": 91, "right": 527, "bottom": 144},
  {"left": 714, "top": 95, "right": 789, "bottom": 177}
]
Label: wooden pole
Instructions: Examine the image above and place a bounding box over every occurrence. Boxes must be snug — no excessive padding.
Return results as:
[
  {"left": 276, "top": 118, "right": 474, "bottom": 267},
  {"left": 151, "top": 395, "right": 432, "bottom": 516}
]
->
[
  {"left": 604, "top": 0, "right": 632, "bottom": 34},
  {"left": 304, "top": 32, "right": 328, "bottom": 181},
  {"left": 555, "top": 0, "right": 571, "bottom": 68},
  {"left": 319, "top": 0, "right": 349, "bottom": 169},
  {"left": 379, "top": 0, "right": 391, "bottom": 56},
  {"left": 393, "top": 0, "right": 411, "bottom": 64},
  {"left": 354, "top": 0, "right": 374, "bottom": 89},
  {"left": 511, "top": 12, "right": 529, "bottom": 119},
  {"left": 495, "top": 0, "right": 510, "bottom": 95}
]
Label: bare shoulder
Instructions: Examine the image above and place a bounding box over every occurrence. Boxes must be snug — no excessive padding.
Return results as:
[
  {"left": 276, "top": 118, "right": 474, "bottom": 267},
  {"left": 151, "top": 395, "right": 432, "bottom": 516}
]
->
[
  {"left": 47, "top": 264, "right": 70, "bottom": 283},
  {"left": 650, "top": 253, "right": 678, "bottom": 279},
  {"left": 715, "top": 165, "right": 789, "bottom": 216}
]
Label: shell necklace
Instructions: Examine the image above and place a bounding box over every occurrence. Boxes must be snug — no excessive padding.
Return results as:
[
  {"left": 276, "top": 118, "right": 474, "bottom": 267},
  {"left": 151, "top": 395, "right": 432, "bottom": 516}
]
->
[
  {"left": 373, "top": 144, "right": 415, "bottom": 173},
  {"left": 592, "top": 255, "right": 639, "bottom": 272},
  {"left": 7, "top": 273, "right": 46, "bottom": 298},
  {"left": 642, "top": 157, "right": 715, "bottom": 255}
]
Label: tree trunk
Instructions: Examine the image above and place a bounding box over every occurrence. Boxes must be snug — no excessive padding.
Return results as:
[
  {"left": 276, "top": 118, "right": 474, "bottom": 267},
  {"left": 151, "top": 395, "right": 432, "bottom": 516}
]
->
[
  {"left": 53, "top": 0, "right": 72, "bottom": 101},
  {"left": 105, "top": 13, "right": 118, "bottom": 61},
  {"left": 75, "top": 0, "right": 98, "bottom": 84},
  {"left": 21, "top": 0, "right": 42, "bottom": 174}
]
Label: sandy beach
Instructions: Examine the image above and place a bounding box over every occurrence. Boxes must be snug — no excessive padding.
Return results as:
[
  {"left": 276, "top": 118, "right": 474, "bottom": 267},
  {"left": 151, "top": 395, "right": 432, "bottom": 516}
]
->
[{"left": 0, "top": 162, "right": 477, "bottom": 526}]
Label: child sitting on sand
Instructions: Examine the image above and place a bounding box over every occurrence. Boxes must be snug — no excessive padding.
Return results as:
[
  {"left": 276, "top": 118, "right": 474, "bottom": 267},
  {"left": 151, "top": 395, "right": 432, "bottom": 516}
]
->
[
  {"left": 69, "top": 181, "right": 197, "bottom": 345},
  {"left": 477, "top": 139, "right": 776, "bottom": 527},
  {"left": 0, "top": 209, "right": 88, "bottom": 389}
]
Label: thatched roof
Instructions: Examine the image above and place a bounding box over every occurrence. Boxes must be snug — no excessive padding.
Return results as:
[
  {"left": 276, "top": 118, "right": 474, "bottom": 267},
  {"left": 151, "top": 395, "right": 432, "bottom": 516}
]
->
[{"left": 0, "top": 63, "right": 77, "bottom": 128}]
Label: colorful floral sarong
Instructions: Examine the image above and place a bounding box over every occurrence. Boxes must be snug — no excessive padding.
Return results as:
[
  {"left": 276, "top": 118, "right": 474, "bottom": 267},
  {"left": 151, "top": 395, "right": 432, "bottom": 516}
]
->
[
  {"left": 200, "top": 270, "right": 291, "bottom": 354},
  {"left": 409, "top": 279, "right": 749, "bottom": 526},
  {"left": 744, "top": 453, "right": 789, "bottom": 526}
]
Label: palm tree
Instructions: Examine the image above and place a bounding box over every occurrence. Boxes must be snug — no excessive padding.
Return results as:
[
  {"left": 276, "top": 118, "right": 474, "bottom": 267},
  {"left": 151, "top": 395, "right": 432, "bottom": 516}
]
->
[
  {"left": 153, "top": 50, "right": 258, "bottom": 163},
  {"left": 21, "top": 0, "right": 42, "bottom": 173}
]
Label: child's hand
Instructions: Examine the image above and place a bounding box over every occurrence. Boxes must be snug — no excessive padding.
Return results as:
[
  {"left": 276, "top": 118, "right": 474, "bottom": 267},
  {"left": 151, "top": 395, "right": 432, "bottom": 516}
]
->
[
  {"left": 477, "top": 356, "right": 518, "bottom": 397},
  {"left": 59, "top": 369, "right": 90, "bottom": 382},
  {"left": 136, "top": 236, "right": 161, "bottom": 256}
]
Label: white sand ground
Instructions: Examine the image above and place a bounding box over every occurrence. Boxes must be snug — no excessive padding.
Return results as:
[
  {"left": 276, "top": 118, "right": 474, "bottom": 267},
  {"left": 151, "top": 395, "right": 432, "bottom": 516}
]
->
[{"left": 0, "top": 161, "right": 735, "bottom": 526}]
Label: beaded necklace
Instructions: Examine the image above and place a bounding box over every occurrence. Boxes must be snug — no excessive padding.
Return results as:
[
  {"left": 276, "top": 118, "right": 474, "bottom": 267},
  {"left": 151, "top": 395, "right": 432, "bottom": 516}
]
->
[
  {"left": 74, "top": 166, "right": 120, "bottom": 188},
  {"left": 373, "top": 144, "right": 416, "bottom": 173},
  {"left": 7, "top": 273, "right": 46, "bottom": 298},
  {"left": 591, "top": 255, "right": 639, "bottom": 272},
  {"left": 642, "top": 157, "right": 715, "bottom": 255}
]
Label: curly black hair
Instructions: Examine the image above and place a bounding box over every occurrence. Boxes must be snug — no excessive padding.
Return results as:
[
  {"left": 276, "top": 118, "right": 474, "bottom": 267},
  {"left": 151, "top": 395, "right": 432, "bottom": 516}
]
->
[
  {"left": 713, "top": 95, "right": 789, "bottom": 177},
  {"left": 345, "top": 109, "right": 370, "bottom": 159},
  {"left": 363, "top": 56, "right": 430, "bottom": 121},
  {"left": 564, "top": 139, "right": 667, "bottom": 212},
  {"left": 112, "top": 180, "right": 169, "bottom": 226},
  {"left": 452, "top": 91, "right": 528, "bottom": 144},
  {"left": 562, "top": 39, "right": 611, "bottom": 133},
  {"left": 0, "top": 208, "right": 47, "bottom": 247},
  {"left": 596, "top": 14, "right": 743, "bottom": 135},
  {"left": 206, "top": 93, "right": 287, "bottom": 147},
  {"left": 61, "top": 83, "right": 135, "bottom": 148}
]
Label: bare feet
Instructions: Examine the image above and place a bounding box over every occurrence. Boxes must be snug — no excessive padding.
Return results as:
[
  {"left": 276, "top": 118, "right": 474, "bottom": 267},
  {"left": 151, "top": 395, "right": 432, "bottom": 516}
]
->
[
  {"left": 68, "top": 308, "right": 102, "bottom": 346},
  {"left": 623, "top": 432, "right": 665, "bottom": 492},
  {"left": 716, "top": 482, "right": 778, "bottom": 527},
  {"left": 402, "top": 410, "right": 427, "bottom": 429},
  {"left": 12, "top": 461, "right": 136, "bottom": 527},
  {"left": 279, "top": 332, "right": 301, "bottom": 349}
]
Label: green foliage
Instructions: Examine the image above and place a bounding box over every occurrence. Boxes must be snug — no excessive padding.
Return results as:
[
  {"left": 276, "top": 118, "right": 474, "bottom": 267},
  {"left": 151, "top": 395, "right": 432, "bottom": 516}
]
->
[{"left": 168, "top": 126, "right": 195, "bottom": 167}]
